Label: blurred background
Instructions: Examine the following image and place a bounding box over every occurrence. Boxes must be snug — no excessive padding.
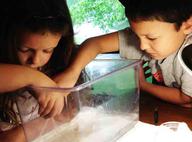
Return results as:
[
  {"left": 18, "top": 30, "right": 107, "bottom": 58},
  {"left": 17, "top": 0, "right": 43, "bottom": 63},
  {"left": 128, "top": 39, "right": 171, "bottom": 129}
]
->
[{"left": 66, "top": 0, "right": 129, "bottom": 44}]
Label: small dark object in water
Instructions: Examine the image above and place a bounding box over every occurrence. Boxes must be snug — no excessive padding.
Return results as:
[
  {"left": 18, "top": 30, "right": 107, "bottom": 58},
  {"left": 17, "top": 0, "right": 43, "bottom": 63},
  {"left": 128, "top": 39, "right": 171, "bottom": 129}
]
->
[
  {"left": 82, "top": 93, "right": 114, "bottom": 107},
  {"left": 91, "top": 94, "right": 114, "bottom": 107}
]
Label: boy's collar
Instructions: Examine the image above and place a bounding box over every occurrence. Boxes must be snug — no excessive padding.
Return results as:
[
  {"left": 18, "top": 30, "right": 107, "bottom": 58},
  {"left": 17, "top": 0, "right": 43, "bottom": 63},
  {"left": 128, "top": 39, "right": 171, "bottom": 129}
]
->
[{"left": 183, "top": 33, "right": 192, "bottom": 46}]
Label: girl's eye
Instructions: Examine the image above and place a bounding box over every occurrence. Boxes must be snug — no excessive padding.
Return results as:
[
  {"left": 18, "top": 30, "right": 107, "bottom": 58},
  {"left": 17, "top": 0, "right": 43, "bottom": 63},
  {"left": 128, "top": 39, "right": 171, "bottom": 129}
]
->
[{"left": 18, "top": 47, "right": 31, "bottom": 53}]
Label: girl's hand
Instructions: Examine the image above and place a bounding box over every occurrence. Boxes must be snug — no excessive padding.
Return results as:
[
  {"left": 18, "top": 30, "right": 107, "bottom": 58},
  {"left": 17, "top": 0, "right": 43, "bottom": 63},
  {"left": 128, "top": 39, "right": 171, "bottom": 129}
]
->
[{"left": 35, "top": 89, "right": 64, "bottom": 118}]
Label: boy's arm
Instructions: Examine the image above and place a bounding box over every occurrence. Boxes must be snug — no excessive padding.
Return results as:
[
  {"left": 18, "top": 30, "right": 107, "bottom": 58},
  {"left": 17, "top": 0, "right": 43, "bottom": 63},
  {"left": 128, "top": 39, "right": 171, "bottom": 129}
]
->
[
  {"left": 140, "top": 67, "right": 192, "bottom": 107},
  {"left": 54, "top": 32, "right": 119, "bottom": 88},
  {"left": 141, "top": 81, "right": 192, "bottom": 107}
]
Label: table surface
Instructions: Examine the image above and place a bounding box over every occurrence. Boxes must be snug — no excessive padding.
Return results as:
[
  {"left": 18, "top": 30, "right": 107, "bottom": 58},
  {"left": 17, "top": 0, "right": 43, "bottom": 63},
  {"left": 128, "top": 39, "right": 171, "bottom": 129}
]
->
[{"left": 139, "top": 91, "right": 192, "bottom": 129}]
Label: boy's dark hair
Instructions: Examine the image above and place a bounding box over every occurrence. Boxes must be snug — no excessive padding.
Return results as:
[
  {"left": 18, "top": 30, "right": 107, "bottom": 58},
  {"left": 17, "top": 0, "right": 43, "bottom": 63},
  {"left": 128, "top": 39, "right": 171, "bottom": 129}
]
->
[
  {"left": 0, "top": 0, "right": 75, "bottom": 76},
  {"left": 119, "top": 0, "right": 192, "bottom": 30}
]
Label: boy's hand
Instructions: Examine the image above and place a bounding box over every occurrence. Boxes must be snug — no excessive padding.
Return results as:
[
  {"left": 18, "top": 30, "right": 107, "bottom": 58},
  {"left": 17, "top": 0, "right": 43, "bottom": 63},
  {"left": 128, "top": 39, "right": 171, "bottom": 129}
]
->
[
  {"left": 139, "top": 65, "right": 146, "bottom": 88},
  {"left": 139, "top": 66, "right": 146, "bottom": 83},
  {"left": 35, "top": 89, "right": 64, "bottom": 118},
  {"left": 139, "top": 61, "right": 152, "bottom": 89}
]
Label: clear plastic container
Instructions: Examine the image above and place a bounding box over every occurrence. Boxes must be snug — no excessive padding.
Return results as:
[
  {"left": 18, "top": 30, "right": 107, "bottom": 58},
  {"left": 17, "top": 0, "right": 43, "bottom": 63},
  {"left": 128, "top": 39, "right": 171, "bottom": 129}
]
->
[{"left": 22, "top": 59, "right": 141, "bottom": 142}]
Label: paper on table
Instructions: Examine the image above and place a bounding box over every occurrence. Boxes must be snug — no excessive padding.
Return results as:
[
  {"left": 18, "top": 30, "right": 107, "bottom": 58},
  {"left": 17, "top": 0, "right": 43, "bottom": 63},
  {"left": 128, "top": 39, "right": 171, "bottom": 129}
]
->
[{"left": 117, "top": 121, "right": 192, "bottom": 142}]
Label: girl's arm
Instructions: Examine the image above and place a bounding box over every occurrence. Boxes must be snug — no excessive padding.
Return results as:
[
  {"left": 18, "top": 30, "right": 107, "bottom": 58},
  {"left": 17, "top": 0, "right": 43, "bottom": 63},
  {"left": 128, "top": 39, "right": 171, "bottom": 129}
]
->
[
  {"left": 0, "top": 64, "right": 64, "bottom": 117},
  {"left": 0, "top": 125, "right": 25, "bottom": 142},
  {"left": 0, "top": 64, "right": 56, "bottom": 93},
  {"left": 53, "top": 32, "right": 119, "bottom": 88}
]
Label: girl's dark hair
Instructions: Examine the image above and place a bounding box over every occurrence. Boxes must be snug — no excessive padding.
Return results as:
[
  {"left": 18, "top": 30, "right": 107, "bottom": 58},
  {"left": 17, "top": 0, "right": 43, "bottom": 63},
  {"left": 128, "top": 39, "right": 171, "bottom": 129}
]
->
[
  {"left": 119, "top": 0, "right": 192, "bottom": 30},
  {"left": 0, "top": 0, "right": 75, "bottom": 76}
]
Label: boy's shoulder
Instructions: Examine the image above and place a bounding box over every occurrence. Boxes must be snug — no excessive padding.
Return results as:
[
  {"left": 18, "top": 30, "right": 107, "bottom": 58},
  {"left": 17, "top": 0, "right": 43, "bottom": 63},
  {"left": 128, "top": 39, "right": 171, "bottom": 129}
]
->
[{"left": 118, "top": 27, "right": 138, "bottom": 42}]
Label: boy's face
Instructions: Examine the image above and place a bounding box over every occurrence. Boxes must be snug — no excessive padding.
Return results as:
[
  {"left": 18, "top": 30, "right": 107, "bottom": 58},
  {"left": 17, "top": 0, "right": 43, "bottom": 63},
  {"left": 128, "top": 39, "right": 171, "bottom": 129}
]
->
[
  {"left": 17, "top": 31, "right": 62, "bottom": 70},
  {"left": 130, "top": 20, "right": 187, "bottom": 59}
]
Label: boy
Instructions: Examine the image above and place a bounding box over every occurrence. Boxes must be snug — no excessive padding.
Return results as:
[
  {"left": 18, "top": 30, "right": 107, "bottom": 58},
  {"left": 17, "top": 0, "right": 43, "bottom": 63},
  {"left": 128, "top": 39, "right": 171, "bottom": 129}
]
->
[{"left": 61, "top": 0, "right": 192, "bottom": 107}]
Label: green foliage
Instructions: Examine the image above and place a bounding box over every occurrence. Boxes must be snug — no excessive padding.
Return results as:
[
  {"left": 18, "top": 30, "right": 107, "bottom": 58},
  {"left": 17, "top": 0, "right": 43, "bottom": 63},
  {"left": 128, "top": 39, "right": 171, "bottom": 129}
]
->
[{"left": 68, "top": 0, "right": 128, "bottom": 32}]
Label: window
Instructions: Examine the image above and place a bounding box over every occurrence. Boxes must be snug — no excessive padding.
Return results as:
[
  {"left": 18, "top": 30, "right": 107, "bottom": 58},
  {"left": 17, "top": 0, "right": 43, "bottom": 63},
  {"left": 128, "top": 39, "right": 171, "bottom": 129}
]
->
[{"left": 67, "top": 0, "right": 128, "bottom": 44}]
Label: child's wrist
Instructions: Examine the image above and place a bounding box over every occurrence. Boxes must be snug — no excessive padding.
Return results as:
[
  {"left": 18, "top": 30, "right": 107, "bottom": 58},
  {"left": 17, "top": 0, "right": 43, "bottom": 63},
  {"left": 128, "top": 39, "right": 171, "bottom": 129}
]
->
[
  {"left": 140, "top": 80, "right": 150, "bottom": 91},
  {"left": 30, "top": 71, "right": 56, "bottom": 87}
]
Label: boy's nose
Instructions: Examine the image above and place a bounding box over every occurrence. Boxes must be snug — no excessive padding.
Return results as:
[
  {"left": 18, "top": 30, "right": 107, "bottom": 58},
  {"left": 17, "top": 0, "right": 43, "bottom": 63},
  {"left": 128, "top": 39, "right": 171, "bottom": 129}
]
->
[
  {"left": 140, "top": 44, "right": 147, "bottom": 50},
  {"left": 140, "top": 41, "right": 150, "bottom": 51}
]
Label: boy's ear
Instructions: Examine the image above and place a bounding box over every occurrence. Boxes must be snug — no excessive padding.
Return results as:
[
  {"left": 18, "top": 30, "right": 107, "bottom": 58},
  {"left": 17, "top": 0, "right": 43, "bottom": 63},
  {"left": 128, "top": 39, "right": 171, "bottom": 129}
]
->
[{"left": 182, "top": 16, "right": 192, "bottom": 34}]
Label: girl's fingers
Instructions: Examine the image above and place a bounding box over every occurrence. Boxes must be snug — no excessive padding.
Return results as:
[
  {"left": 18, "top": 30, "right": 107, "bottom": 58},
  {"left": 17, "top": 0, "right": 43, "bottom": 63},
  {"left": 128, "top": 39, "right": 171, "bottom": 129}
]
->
[
  {"left": 57, "top": 98, "right": 64, "bottom": 114},
  {"left": 44, "top": 99, "right": 64, "bottom": 118},
  {"left": 38, "top": 95, "right": 47, "bottom": 114},
  {"left": 40, "top": 99, "right": 54, "bottom": 117}
]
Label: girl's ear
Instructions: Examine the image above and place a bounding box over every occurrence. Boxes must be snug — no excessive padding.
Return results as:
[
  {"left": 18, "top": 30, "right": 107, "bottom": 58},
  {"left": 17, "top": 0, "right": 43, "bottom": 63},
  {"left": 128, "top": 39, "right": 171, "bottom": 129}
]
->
[{"left": 182, "top": 16, "right": 192, "bottom": 35}]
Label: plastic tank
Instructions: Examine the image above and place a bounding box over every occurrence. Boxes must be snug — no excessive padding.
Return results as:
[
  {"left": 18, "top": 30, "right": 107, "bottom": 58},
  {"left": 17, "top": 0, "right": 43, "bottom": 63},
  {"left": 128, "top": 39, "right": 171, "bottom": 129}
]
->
[{"left": 22, "top": 59, "right": 141, "bottom": 142}]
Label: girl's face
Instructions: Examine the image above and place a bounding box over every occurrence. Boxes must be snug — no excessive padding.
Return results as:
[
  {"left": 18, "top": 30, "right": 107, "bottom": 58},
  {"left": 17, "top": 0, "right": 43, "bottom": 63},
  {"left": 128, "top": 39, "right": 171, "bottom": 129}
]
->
[{"left": 17, "top": 31, "right": 62, "bottom": 69}]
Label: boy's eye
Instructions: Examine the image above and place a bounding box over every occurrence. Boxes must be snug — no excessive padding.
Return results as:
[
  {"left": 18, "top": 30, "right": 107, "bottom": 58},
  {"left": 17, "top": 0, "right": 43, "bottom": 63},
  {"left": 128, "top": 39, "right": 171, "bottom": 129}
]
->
[
  {"left": 43, "top": 49, "right": 54, "bottom": 53},
  {"left": 147, "top": 37, "right": 157, "bottom": 41}
]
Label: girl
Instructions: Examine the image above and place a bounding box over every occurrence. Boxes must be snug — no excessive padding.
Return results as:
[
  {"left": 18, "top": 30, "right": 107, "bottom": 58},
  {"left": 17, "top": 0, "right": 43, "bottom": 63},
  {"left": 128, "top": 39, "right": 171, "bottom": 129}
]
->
[{"left": 0, "top": 0, "right": 75, "bottom": 141}]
